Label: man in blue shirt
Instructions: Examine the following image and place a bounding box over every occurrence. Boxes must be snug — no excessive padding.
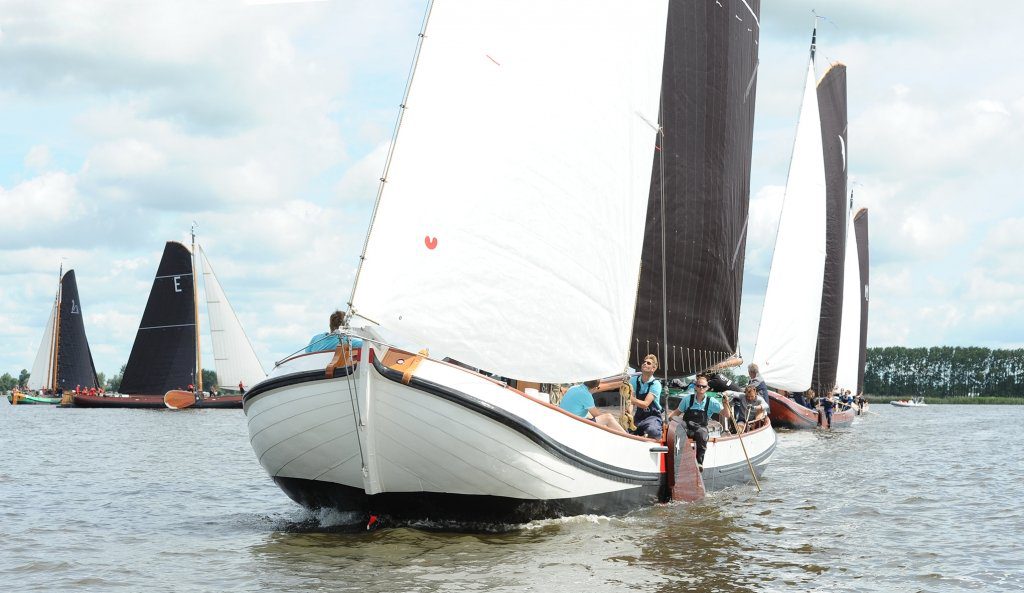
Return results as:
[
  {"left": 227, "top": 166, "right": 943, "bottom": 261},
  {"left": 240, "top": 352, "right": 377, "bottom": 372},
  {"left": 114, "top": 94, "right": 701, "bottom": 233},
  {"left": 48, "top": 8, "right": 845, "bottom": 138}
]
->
[
  {"left": 668, "top": 374, "right": 724, "bottom": 468},
  {"left": 559, "top": 379, "right": 627, "bottom": 434},
  {"left": 305, "top": 310, "right": 363, "bottom": 353},
  {"left": 628, "top": 354, "right": 663, "bottom": 439}
]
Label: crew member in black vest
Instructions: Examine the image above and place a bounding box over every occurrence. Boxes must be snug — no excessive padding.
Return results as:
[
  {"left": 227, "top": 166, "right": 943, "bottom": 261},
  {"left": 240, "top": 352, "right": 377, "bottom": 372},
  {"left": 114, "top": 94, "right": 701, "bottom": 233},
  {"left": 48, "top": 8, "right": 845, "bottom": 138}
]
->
[{"left": 668, "top": 374, "right": 724, "bottom": 469}]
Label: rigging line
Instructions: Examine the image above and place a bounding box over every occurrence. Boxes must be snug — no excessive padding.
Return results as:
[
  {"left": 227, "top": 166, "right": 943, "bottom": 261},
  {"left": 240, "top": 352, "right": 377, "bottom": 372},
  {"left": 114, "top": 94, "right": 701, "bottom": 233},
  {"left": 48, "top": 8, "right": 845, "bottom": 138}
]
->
[
  {"left": 743, "top": 60, "right": 759, "bottom": 103},
  {"left": 348, "top": 0, "right": 435, "bottom": 315},
  {"left": 737, "top": 0, "right": 760, "bottom": 27},
  {"left": 342, "top": 359, "right": 367, "bottom": 469},
  {"left": 658, "top": 93, "right": 669, "bottom": 402}
]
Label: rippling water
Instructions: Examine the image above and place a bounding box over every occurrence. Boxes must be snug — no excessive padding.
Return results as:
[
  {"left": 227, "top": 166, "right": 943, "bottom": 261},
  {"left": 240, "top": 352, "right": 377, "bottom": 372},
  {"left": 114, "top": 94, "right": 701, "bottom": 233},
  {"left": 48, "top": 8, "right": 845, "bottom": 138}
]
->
[{"left": 1, "top": 400, "right": 1021, "bottom": 592}]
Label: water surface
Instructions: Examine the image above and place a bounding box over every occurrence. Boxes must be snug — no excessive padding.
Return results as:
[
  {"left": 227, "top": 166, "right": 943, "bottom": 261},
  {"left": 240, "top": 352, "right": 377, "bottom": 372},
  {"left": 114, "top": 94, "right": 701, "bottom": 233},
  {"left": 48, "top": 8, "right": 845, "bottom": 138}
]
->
[{"left": 1, "top": 401, "right": 1020, "bottom": 592}]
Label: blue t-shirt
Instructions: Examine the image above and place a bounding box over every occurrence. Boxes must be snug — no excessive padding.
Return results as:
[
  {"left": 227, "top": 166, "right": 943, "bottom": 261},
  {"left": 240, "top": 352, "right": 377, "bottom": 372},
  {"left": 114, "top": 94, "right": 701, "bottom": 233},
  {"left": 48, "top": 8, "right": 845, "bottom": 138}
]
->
[
  {"left": 304, "top": 333, "right": 364, "bottom": 354},
  {"left": 629, "top": 375, "right": 662, "bottom": 411},
  {"left": 559, "top": 384, "right": 595, "bottom": 418},
  {"left": 676, "top": 393, "right": 723, "bottom": 416}
]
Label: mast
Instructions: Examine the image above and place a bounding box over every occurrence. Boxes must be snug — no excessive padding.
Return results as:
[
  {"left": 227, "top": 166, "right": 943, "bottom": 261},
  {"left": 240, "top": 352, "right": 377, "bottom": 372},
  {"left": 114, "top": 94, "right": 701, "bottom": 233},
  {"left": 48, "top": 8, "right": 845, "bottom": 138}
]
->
[
  {"left": 192, "top": 223, "right": 202, "bottom": 393},
  {"left": 49, "top": 262, "right": 63, "bottom": 391}
]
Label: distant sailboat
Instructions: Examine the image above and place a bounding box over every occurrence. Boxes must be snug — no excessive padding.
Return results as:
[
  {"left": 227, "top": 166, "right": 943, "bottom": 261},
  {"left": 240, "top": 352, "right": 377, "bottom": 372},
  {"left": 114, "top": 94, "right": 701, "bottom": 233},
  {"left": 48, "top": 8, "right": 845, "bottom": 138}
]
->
[
  {"left": 754, "top": 27, "right": 855, "bottom": 429},
  {"left": 73, "top": 237, "right": 265, "bottom": 409},
  {"left": 752, "top": 26, "right": 827, "bottom": 395},
  {"left": 10, "top": 268, "right": 99, "bottom": 405}
]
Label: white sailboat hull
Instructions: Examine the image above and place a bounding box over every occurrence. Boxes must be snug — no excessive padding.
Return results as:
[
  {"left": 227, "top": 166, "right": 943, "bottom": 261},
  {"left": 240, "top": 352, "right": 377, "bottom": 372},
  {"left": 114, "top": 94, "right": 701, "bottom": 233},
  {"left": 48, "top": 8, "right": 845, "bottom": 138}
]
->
[
  {"left": 700, "top": 421, "right": 777, "bottom": 491},
  {"left": 245, "top": 345, "right": 670, "bottom": 522}
]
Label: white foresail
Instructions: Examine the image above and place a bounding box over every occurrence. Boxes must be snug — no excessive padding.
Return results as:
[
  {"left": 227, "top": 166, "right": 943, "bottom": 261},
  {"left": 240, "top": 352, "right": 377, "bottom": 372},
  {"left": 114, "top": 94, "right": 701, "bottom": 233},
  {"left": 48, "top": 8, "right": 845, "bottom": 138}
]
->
[
  {"left": 27, "top": 299, "right": 57, "bottom": 391},
  {"left": 835, "top": 211, "right": 861, "bottom": 393},
  {"left": 200, "top": 247, "right": 266, "bottom": 390},
  {"left": 752, "top": 59, "right": 827, "bottom": 392},
  {"left": 350, "top": 1, "right": 669, "bottom": 383}
]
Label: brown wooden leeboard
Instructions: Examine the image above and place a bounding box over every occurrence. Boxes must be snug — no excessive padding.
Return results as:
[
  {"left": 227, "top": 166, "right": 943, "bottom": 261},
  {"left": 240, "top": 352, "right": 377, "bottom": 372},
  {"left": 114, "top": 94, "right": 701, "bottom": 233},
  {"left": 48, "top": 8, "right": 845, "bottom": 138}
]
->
[{"left": 164, "top": 389, "right": 197, "bottom": 409}]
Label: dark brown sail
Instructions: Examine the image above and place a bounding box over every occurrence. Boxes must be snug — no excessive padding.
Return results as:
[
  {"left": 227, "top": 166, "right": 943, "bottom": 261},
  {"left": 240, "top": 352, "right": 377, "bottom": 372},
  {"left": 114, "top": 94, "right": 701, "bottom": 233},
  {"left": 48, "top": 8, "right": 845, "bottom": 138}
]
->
[
  {"left": 55, "top": 270, "right": 99, "bottom": 391},
  {"left": 630, "top": 0, "right": 761, "bottom": 375},
  {"left": 119, "top": 242, "right": 197, "bottom": 395},
  {"left": 854, "top": 208, "right": 869, "bottom": 394},
  {"left": 811, "top": 63, "right": 848, "bottom": 393}
]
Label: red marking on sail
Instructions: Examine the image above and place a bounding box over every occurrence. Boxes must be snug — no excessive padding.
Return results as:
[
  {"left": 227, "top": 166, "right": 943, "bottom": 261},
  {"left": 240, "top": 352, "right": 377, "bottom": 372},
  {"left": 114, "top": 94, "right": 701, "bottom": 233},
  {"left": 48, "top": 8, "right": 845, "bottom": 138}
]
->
[{"left": 424, "top": 236, "right": 438, "bottom": 250}]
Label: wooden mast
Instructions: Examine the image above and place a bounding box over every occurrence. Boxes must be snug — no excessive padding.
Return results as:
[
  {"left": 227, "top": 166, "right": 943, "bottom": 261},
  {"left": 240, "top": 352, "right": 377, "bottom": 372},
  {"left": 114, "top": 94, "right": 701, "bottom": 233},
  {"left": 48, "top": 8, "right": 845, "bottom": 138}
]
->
[{"left": 49, "top": 264, "right": 63, "bottom": 392}]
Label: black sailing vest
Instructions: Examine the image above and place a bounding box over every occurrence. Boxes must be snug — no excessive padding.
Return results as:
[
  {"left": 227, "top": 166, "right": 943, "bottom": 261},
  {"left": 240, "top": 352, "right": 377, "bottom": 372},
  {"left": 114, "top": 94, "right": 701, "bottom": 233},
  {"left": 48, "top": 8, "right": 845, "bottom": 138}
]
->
[
  {"left": 633, "top": 376, "right": 662, "bottom": 424},
  {"left": 682, "top": 394, "right": 712, "bottom": 427}
]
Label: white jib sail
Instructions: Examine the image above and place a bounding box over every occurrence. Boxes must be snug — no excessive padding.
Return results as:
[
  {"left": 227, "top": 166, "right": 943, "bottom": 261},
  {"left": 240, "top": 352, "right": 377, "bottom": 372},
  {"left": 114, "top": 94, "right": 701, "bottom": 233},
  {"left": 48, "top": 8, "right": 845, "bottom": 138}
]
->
[
  {"left": 834, "top": 211, "right": 861, "bottom": 394},
  {"left": 200, "top": 247, "right": 266, "bottom": 390},
  {"left": 752, "top": 59, "right": 827, "bottom": 392},
  {"left": 350, "top": 1, "right": 669, "bottom": 383},
  {"left": 27, "top": 299, "right": 57, "bottom": 391}
]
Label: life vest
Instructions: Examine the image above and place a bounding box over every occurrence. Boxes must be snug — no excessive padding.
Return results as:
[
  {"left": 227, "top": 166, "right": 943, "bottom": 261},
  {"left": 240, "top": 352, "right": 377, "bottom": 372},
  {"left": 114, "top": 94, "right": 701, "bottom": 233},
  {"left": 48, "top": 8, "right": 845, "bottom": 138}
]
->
[
  {"left": 682, "top": 394, "right": 712, "bottom": 428},
  {"left": 632, "top": 376, "right": 662, "bottom": 424}
]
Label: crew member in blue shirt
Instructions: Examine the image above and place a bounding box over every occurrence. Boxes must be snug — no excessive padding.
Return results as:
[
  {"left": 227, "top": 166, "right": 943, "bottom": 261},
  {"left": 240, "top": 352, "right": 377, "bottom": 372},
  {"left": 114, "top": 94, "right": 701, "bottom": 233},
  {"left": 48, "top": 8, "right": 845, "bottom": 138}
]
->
[
  {"left": 306, "top": 310, "right": 363, "bottom": 353},
  {"left": 668, "top": 374, "right": 724, "bottom": 469},
  {"left": 628, "top": 354, "right": 663, "bottom": 439},
  {"left": 559, "top": 379, "right": 628, "bottom": 434}
]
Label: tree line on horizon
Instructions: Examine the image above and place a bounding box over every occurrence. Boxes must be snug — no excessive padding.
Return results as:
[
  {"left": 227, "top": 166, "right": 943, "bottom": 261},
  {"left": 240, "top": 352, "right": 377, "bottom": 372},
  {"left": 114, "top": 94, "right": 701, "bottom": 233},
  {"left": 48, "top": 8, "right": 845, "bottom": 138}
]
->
[
  {"left": 864, "top": 346, "right": 1024, "bottom": 397},
  {"left": 1, "top": 366, "right": 218, "bottom": 393}
]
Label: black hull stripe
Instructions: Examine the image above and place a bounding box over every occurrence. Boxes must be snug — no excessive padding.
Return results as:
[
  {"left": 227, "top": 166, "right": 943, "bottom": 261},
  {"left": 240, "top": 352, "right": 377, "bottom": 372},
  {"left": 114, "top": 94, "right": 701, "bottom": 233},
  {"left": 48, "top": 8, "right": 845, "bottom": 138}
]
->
[
  {"left": 371, "top": 357, "right": 661, "bottom": 485},
  {"left": 273, "top": 476, "right": 662, "bottom": 524},
  {"left": 242, "top": 365, "right": 355, "bottom": 407}
]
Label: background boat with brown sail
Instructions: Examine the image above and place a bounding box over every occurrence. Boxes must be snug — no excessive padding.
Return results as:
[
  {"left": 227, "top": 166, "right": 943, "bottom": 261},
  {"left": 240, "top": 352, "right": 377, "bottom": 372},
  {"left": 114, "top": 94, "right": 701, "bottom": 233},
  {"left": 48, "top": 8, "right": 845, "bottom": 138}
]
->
[{"left": 10, "top": 267, "right": 100, "bottom": 405}]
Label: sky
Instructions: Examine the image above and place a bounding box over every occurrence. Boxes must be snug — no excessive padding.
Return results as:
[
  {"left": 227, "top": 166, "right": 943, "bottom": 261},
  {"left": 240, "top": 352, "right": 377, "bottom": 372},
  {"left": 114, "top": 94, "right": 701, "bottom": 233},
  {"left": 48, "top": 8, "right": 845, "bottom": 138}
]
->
[{"left": 1, "top": 0, "right": 1022, "bottom": 382}]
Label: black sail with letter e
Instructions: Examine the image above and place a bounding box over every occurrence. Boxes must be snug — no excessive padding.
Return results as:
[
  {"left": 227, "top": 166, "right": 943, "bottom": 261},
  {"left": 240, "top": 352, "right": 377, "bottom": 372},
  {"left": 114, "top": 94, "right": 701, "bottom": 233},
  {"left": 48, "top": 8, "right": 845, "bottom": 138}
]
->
[{"left": 119, "top": 242, "right": 197, "bottom": 395}]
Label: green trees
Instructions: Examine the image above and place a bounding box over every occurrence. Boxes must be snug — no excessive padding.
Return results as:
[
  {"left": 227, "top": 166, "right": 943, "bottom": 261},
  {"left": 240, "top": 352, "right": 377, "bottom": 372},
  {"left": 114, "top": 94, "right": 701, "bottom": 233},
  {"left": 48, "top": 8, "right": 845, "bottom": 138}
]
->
[
  {"left": 864, "top": 346, "right": 1024, "bottom": 397},
  {"left": 0, "top": 373, "right": 15, "bottom": 391},
  {"left": 201, "top": 369, "right": 218, "bottom": 390}
]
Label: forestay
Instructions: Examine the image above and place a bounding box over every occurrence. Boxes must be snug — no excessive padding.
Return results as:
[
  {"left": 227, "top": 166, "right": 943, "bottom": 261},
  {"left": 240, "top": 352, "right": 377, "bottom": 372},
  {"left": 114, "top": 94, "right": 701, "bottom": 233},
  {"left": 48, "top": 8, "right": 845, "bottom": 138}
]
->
[
  {"left": 752, "top": 58, "right": 826, "bottom": 392},
  {"left": 200, "top": 247, "right": 266, "bottom": 390},
  {"left": 351, "top": 1, "right": 669, "bottom": 383}
]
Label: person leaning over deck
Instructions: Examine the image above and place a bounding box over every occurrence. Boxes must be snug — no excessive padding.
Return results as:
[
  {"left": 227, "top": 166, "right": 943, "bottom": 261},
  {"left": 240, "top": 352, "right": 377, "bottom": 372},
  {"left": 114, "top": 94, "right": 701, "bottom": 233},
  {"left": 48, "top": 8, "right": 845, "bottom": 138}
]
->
[
  {"left": 628, "top": 354, "right": 664, "bottom": 439},
  {"left": 305, "top": 310, "right": 364, "bottom": 353},
  {"left": 559, "top": 379, "right": 628, "bottom": 434},
  {"left": 747, "top": 363, "right": 769, "bottom": 399},
  {"left": 729, "top": 385, "right": 769, "bottom": 434},
  {"left": 667, "top": 375, "right": 722, "bottom": 469}
]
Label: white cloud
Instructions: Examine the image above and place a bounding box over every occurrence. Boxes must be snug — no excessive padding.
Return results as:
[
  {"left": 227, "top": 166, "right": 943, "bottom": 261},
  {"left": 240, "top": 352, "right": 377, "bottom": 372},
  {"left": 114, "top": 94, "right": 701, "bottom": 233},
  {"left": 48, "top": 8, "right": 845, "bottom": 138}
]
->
[
  {"left": 24, "top": 145, "right": 52, "bottom": 171},
  {"left": 0, "top": 172, "right": 83, "bottom": 235}
]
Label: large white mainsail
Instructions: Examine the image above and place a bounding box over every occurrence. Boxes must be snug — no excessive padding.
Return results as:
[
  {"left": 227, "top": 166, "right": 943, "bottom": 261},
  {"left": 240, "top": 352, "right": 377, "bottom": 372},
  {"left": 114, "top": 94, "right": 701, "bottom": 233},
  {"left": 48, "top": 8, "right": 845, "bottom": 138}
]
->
[
  {"left": 834, "top": 206, "right": 861, "bottom": 393},
  {"left": 752, "top": 56, "right": 827, "bottom": 392},
  {"left": 27, "top": 299, "right": 57, "bottom": 391},
  {"left": 350, "top": 1, "right": 669, "bottom": 383},
  {"left": 199, "top": 246, "right": 266, "bottom": 390}
]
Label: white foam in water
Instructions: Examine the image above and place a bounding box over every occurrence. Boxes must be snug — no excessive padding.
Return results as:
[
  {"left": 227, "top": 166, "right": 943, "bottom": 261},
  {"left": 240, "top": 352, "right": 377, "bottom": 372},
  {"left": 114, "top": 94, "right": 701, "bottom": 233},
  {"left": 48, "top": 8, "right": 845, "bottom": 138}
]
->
[{"left": 314, "top": 508, "right": 365, "bottom": 528}]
